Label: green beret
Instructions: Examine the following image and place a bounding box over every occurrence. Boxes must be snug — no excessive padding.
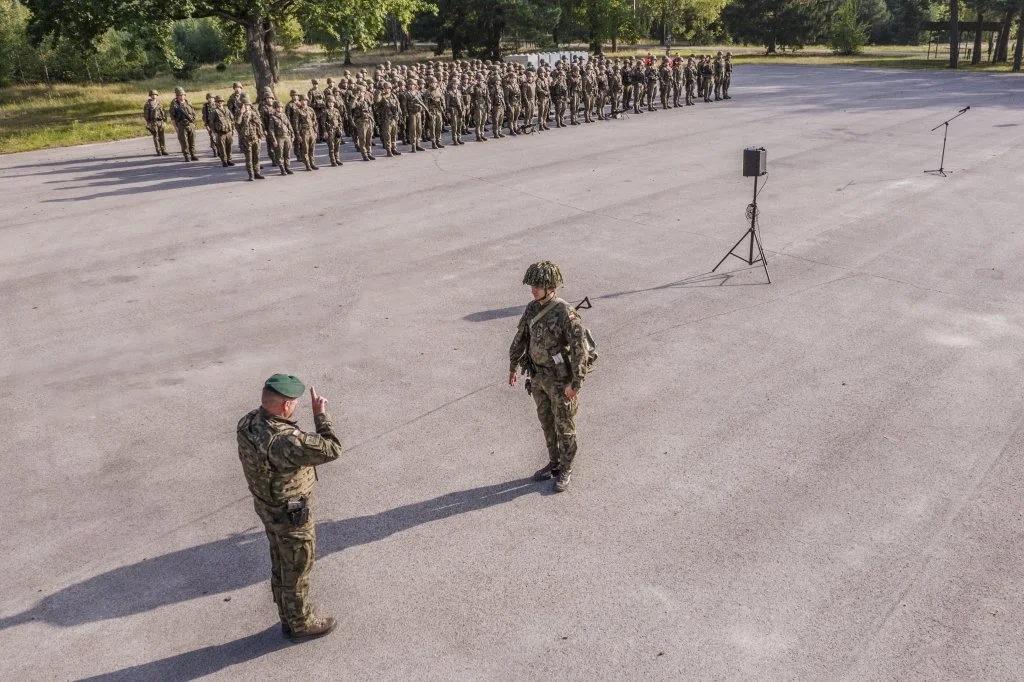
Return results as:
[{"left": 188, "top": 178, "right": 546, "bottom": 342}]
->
[{"left": 264, "top": 373, "right": 305, "bottom": 398}]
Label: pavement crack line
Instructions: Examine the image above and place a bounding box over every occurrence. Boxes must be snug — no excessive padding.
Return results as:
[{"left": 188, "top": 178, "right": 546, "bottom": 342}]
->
[{"left": 840, "top": 410, "right": 1024, "bottom": 679}]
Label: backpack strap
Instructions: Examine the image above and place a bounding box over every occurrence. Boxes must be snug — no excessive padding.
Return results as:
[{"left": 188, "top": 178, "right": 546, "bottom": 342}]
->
[{"left": 530, "top": 297, "right": 564, "bottom": 328}]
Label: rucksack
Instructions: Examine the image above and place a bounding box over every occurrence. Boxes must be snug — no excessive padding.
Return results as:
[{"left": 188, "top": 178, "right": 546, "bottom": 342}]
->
[{"left": 531, "top": 297, "right": 598, "bottom": 374}]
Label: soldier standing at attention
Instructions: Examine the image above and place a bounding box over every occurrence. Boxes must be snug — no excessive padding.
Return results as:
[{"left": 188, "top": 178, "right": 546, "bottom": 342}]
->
[
  {"left": 535, "top": 69, "right": 551, "bottom": 131},
  {"left": 169, "top": 87, "right": 199, "bottom": 162},
  {"left": 471, "top": 75, "right": 490, "bottom": 142},
  {"left": 488, "top": 69, "right": 506, "bottom": 139},
  {"left": 403, "top": 80, "right": 426, "bottom": 152},
  {"left": 567, "top": 64, "right": 582, "bottom": 125},
  {"left": 508, "top": 262, "right": 590, "bottom": 493},
  {"left": 211, "top": 95, "right": 235, "bottom": 167},
  {"left": 713, "top": 51, "right": 725, "bottom": 101},
  {"left": 235, "top": 94, "right": 266, "bottom": 181},
  {"left": 659, "top": 56, "right": 673, "bottom": 109},
  {"left": 285, "top": 90, "right": 302, "bottom": 162},
  {"left": 350, "top": 84, "right": 376, "bottom": 160},
  {"left": 237, "top": 374, "right": 343, "bottom": 641},
  {"left": 520, "top": 70, "right": 537, "bottom": 133},
  {"left": 266, "top": 101, "right": 294, "bottom": 175},
  {"left": 503, "top": 71, "right": 522, "bottom": 135},
  {"left": 322, "top": 91, "right": 343, "bottom": 166},
  {"left": 445, "top": 77, "right": 466, "bottom": 145},
  {"left": 685, "top": 57, "right": 697, "bottom": 106},
  {"left": 227, "top": 82, "right": 248, "bottom": 154},
  {"left": 423, "top": 76, "right": 446, "bottom": 149},
  {"left": 258, "top": 88, "right": 279, "bottom": 167},
  {"left": 143, "top": 89, "right": 169, "bottom": 156},
  {"left": 294, "top": 95, "right": 320, "bottom": 171},
  {"left": 201, "top": 92, "right": 217, "bottom": 157},
  {"left": 307, "top": 78, "right": 327, "bottom": 143},
  {"left": 722, "top": 53, "right": 733, "bottom": 100},
  {"left": 378, "top": 81, "right": 403, "bottom": 157}
]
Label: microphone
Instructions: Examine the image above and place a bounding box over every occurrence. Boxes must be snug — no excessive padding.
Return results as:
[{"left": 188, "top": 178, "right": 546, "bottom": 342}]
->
[{"left": 959, "top": 106, "right": 970, "bottom": 113}]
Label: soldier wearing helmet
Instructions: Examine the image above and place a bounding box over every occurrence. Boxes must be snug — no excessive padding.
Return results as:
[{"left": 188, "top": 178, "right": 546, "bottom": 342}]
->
[{"left": 508, "top": 261, "right": 592, "bottom": 492}]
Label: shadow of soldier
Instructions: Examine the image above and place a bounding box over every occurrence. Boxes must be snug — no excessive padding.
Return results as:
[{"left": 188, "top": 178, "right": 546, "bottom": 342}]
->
[
  {"left": 0, "top": 477, "right": 543, "bottom": 632},
  {"left": 76, "top": 625, "right": 288, "bottom": 682}
]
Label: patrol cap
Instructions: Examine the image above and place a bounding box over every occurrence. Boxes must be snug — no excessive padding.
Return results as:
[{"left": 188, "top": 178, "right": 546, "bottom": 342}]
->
[
  {"left": 149, "top": 89, "right": 158, "bottom": 96},
  {"left": 264, "top": 373, "right": 306, "bottom": 399}
]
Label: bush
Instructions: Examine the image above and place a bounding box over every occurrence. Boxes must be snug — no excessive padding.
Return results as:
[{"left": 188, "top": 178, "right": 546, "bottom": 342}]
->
[
  {"left": 172, "top": 18, "right": 231, "bottom": 65},
  {"left": 829, "top": 0, "right": 869, "bottom": 55}
]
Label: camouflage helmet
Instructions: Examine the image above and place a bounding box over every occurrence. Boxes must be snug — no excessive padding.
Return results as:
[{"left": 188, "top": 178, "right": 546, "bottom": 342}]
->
[
  {"left": 174, "top": 86, "right": 184, "bottom": 95},
  {"left": 523, "top": 261, "right": 563, "bottom": 289},
  {"left": 214, "top": 95, "right": 224, "bottom": 103},
  {"left": 239, "top": 93, "right": 250, "bottom": 104},
  {"left": 149, "top": 89, "right": 158, "bottom": 96},
  {"left": 205, "top": 92, "right": 214, "bottom": 99},
  {"left": 232, "top": 82, "right": 242, "bottom": 89},
  {"left": 289, "top": 89, "right": 298, "bottom": 96}
]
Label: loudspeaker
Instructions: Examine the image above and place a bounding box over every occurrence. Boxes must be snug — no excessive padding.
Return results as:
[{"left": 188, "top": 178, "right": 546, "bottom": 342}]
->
[{"left": 743, "top": 147, "right": 766, "bottom": 177}]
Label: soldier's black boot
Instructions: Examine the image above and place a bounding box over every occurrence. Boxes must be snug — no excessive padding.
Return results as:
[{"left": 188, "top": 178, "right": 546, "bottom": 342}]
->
[
  {"left": 533, "top": 462, "right": 560, "bottom": 481},
  {"left": 554, "top": 468, "right": 572, "bottom": 493},
  {"left": 254, "top": 171, "right": 266, "bottom": 179}
]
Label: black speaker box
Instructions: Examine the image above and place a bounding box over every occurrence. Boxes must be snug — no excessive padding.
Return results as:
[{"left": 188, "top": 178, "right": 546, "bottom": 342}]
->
[{"left": 743, "top": 147, "right": 766, "bottom": 177}]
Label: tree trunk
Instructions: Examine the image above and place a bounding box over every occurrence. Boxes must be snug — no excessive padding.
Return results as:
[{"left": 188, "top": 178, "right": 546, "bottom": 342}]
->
[
  {"left": 972, "top": 12, "right": 983, "bottom": 64},
  {"left": 264, "top": 20, "right": 280, "bottom": 82},
  {"left": 612, "top": 34, "right": 618, "bottom": 53},
  {"left": 996, "top": 8, "right": 1012, "bottom": 61},
  {"left": 768, "top": 34, "right": 777, "bottom": 54},
  {"left": 949, "top": 0, "right": 959, "bottom": 68},
  {"left": 244, "top": 15, "right": 277, "bottom": 97},
  {"left": 1014, "top": 4, "right": 1024, "bottom": 72},
  {"left": 344, "top": 40, "right": 353, "bottom": 66}
]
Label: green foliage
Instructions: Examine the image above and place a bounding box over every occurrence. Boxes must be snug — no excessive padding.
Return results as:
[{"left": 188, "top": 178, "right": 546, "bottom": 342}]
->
[
  {"left": 0, "top": 0, "right": 32, "bottom": 85},
  {"left": 172, "top": 19, "right": 231, "bottom": 66},
  {"left": 275, "top": 16, "right": 304, "bottom": 50},
  {"left": 721, "top": 0, "right": 824, "bottom": 52},
  {"left": 420, "top": 0, "right": 558, "bottom": 60},
  {"left": 829, "top": 0, "right": 869, "bottom": 54},
  {"left": 573, "top": 0, "right": 640, "bottom": 51}
]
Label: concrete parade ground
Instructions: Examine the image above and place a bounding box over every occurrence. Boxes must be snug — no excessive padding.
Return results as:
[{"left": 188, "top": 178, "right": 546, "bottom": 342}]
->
[{"left": 0, "top": 65, "right": 1022, "bottom": 681}]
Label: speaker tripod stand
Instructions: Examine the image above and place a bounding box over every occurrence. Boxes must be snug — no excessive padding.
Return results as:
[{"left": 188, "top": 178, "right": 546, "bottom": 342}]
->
[
  {"left": 924, "top": 106, "right": 969, "bottom": 177},
  {"left": 713, "top": 173, "right": 771, "bottom": 283}
]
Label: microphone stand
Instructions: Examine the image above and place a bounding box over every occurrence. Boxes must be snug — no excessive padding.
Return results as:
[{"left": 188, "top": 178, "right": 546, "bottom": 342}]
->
[{"left": 924, "top": 106, "right": 969, "bottom": 177}]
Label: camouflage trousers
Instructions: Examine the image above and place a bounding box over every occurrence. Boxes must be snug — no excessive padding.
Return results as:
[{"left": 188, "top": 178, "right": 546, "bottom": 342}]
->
[
  {"left": 531, "top": 371, "right": 579, "bottom": 472},
  {"left": 426, "top": 108, "right": 444, "bottom": 144},
  {"left": 272, "top": 137, "right": 291, "bottom": 174},
  {"left": 449, "top": 109, "right": 464, "bottom": 143},
  {"left": 215, "top": 132, "right": 233, "bottom": 164},
  {"left": 149, "top": 124, "right": 166, "bottom": 154},
  {"left": 722, "top": 75, "right": 731, "bottom": 99},
  {"left": 255, "top": 500, "right": 316, "bottom": 631},
  {"left": 239, "top": 135, "right": 260, "bottom": 177},
  {"left": 176, "top": 124, "right": 196, "bottom": 160},
  {"left": 354, "top": 118, "right": 373, "bottom": 157}
]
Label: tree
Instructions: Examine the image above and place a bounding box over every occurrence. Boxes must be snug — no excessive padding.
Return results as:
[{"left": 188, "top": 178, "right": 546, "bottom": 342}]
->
[
  {"left": 1014, "top": 1, "right": 1024, "bottom": 71},
  {"left": 949, "top": 0, "right": 959, "bottom": 67},
  {"left": 721, "top": 0, "right": 824, "bottom": 53},
  {"left": 23, "top": 0, "right": 432, "bottom": 96},
  {"left": 421, "top": 0, "right": 558, "bottom": 61},
  {"left": 829, "top": 0, "right": 869, "bottom": 53},
  {"left": 574, "top": 0, "right": 639, "bottom": 52}
]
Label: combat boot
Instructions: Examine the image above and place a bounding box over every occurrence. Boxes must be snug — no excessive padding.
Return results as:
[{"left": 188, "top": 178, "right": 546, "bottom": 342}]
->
[
  {"left": 286, "top": 616, "right": 337, "bottom": 643},
  {"left": 254, "top": 172, "right": 266, "bottom": 179},
  {"left": 437, "top": 141, "right": 445, "bottom": 148},
  {"left": 310, "top": 162, "right": 319, "bottom": 170},
  {"left": 554, "top": 468, "right": 572, "bottom": 493},
  {"left": 392, "top": 148, "right": 401, "bottom": 156},
  {"left": 533, "top": 462, "right": 560, "bottom": 482}
]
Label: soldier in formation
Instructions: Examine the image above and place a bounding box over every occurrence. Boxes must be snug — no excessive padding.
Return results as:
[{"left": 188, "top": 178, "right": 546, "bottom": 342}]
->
[
  {"left": 142, "top": 89, "right": 169, "bottom": 156},
  {"left": 146, "top": 53, "right": 734, "bottom": 179}
]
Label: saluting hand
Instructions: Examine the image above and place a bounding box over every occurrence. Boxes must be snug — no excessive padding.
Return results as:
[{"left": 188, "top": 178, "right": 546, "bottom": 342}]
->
[
  {"left": 508, "top": 372, "right": 518, "bottom": 388},
  {"left": 310, "top": 386, "right": 328, "bottom": 415}
]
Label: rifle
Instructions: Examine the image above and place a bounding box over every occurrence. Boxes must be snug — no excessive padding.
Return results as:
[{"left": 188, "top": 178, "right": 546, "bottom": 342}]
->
[{"left": 523, "top": 296, "right": 592, "bottom": 396}]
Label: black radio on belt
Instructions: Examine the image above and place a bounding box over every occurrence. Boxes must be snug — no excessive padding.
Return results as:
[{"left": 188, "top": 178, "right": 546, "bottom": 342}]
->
[{"left": 285, "top": 497, "right": 310, "bottom": 526}]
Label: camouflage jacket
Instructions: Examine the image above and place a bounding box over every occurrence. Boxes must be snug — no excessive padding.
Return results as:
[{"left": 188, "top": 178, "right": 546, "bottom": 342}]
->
[
  {"left": 211, "top": 106, "right": 234, "bottom": 135},
  {"left": 227, "top": 91, "right": 246, "bottom": 117},
  {"left": 509, "top": 297, "right": 588, "bottom": 390},
  {"left": 307, "top": 86, "right": 326, "bottom": 109},
  {"left": 235, "top": 107, "right": 264, "bottom": 140},
  {"left": 143, "top": 100, "right": 166, "bottom": 126},
  {"left": 266, "top": 111, "right": 293, "bottom": 140},
  {"left": 295, "top": 106, "right": 317, "bottom": 136},
  {"left": 321, "top": 104, "right": 341, "bottom": 131},
  {"left": 170, "top": 99, "right": 196, "bottom": 127},
  {"left": 237, "top": 408, "right": 343, "bottom": 508},
  {"left": 201, "top": 101, "right": 215, "bottom": 126}
]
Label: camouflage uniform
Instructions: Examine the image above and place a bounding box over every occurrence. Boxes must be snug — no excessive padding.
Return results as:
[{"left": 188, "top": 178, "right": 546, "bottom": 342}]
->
[
  {"left": 234, "top": 96, "right": 266, "bottom": 180},
  {"left": 351, "top": 87, "right": 375, "bottom": 160},
  {"left": 201, "top": 93, "right": 217, "bottom": 156},
  {"left": 535, "top": 72, "right": 551, "bottom": 130},
  {"left": 446, "top": 80, "right": 466, "bottom": 145},
  {"left": 713, "top": 53, "right": 725, "bottom": 101},
  {"left": 307, "top": 80, "right": 327, "bottom": 143},
  {"left": 210, "top": 97, "right": 235, "bottom": 166},
  {"left": 403, "top": 84, "right": 426, "bottom": 152},
  {"left": 567, "top": 66, "right": 582, "bottom": 125},
  {"left": 143, "top": 91, "right": 168, "bottom": 156},
  {"left": 503, "top": 74, "right": 521, "bottom": 135},
  {"left": 722, "top": 54, "right": 733, "bottom": 100},
  {"left": 378, "top": 86, "right": 403, "bottom": 157},
  {"left": 509, "top": 262, "right": 590, "bottom": 492},
  {"left": 236, "top": 385, "right": 343, "bottom": 635},
  {"left": 520, "top": 73, "right": 537, "bottom": 133},
  {"left": 266, "top": 104, "right": 294, "bottom": 175},
  {"left": 258, "top": 92, "right": 279, "bottom": 167},
  {"left": 423, "top": 79, "right": 446, "bottom": 148},
  {"left": 471, "top": 79, "right": 490, "bottom": 142},
  {"left": 685, "top": 59, "right": 697, "bottom": 106},
  {"left": 169, "top": 89, "right": 198, "bottom": 161},
  {"left": 294, "top": 98, "right": 319, "bottom": 170},
  {"left": 322, "top": 93, "right": 343, "bottom": 166}
]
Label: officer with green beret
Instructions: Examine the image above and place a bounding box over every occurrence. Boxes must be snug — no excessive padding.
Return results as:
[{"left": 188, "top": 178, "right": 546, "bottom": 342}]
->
[
  {"left": 237, "top": 374, "right": 343, "bottom": 641},
  {"left": 508, "top": 261, "right": 591, "bottom": 492}
]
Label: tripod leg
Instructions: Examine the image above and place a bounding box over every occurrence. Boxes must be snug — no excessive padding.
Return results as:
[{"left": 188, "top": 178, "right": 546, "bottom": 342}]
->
[
  {"left": 939, "top": 123, "right": 948, "bottom": 173},
  {"left": 713, "top": 229, "right": 754, "bottom": 273},
  {"left": 753, "top": 226, "right": 771, "bottom": 284}
]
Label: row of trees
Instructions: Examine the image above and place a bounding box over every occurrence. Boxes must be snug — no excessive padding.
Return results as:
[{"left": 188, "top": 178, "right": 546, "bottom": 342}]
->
[{"left": 2, "top": 0, "right": 1022, "bottom": 89}]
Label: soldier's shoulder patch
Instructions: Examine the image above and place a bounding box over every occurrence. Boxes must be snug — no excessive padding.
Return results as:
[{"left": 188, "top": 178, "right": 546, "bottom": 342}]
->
[{"left": 302, "top": 433, "right": 323, "bottom": 448}]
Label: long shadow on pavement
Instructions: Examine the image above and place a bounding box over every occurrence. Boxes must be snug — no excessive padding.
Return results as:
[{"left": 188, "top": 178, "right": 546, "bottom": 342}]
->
[
  {"left": 1, "top": 477, "right": 543, "bottom": 630},
  {"left": 76, "top": 625, "right": 287, "bottom": 682}
]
